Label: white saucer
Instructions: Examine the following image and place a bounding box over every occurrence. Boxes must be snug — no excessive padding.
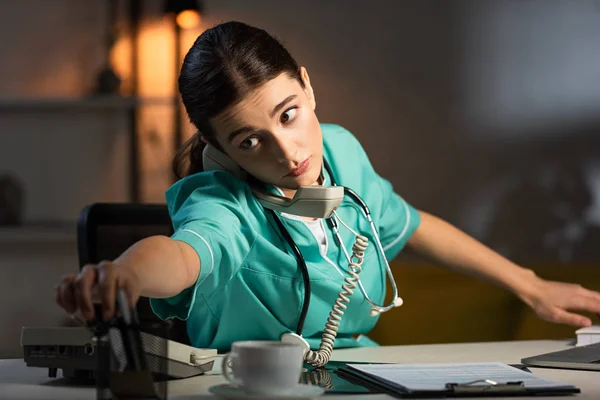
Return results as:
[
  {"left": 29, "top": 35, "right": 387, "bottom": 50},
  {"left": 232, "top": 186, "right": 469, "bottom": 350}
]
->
[{"left": 209, "top": 383, "right": 325, "bottom": 399}]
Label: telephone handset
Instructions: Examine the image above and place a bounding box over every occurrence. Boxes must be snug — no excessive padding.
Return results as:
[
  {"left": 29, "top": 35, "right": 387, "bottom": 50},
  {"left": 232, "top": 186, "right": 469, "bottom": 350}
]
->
[{"left": 202, "top": 145, "right": 344, "bottom": 219}]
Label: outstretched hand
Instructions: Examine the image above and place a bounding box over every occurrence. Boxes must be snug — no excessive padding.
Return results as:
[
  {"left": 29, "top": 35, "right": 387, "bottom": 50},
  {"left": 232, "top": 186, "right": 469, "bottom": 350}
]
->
[
  {"left": 55, "top": 261, "right": 141, "bottom": 321},
  {"left": 521, "top": 277, "right": 600, "bottom": 327}
]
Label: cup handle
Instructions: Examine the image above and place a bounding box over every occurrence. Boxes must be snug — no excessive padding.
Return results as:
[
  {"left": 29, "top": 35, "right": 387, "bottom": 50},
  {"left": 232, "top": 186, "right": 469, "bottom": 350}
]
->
[{"left": 221, "top": 353, "right": 242, "bottom": 387}]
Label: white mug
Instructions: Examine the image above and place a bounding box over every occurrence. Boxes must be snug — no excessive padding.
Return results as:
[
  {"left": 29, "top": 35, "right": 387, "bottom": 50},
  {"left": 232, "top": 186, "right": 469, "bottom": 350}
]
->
[{"left": 222, "top": 340, "right": 304, "bottom": 395}]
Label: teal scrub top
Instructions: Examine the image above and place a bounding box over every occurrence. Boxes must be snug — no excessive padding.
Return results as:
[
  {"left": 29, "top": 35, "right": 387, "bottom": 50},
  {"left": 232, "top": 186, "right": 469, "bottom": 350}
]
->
[{"left": 150, "top": 124, "right": 421, "bottom": 352}]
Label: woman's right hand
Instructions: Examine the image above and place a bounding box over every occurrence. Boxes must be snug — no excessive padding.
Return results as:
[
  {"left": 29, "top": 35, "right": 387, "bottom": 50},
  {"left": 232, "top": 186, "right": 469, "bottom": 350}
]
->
[{"left": 55, "top": 261, "right": 141, "bottom": 321}]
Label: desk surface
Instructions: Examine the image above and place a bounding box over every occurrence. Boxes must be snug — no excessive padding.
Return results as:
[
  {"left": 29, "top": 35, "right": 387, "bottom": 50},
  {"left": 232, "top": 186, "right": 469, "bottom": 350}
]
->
[{"left": 1, "top": 340, "right": 597, "bottom": 399}]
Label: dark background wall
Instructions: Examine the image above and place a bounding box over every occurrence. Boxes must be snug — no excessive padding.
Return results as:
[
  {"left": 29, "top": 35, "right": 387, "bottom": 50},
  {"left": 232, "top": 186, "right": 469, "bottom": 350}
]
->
[
  {"left": 2, "top": 0, "right": 599, "bottom": 262},
  {"left": 0, "top": 0, "right": 598, "bottom": 358},
  {"left": 197, "top": 0, "right": 600, "bottom": 263}
]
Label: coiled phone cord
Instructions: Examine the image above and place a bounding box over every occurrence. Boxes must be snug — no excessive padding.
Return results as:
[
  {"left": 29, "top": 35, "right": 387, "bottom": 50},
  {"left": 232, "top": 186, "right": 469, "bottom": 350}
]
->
[
  {"left": 272, "top": 209, "right": 369, "bottom": 367},
  {"left": 301, "top": 368, "right": 334, "bottom": 389},
  {"left": 304, "top": 234, "right": 368, "bottom": 367}
]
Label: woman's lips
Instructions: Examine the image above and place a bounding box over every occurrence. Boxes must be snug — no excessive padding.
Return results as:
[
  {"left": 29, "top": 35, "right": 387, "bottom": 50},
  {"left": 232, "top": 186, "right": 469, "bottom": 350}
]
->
[{"left": 286, "top": 157, "right": 311, "bottom": 177}]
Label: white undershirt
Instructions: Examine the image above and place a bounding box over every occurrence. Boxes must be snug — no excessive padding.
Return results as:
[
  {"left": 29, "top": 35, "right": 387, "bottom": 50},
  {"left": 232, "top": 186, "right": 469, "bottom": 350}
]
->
[
  {"left": 276, "top": 178, "right": 328, "bottom": 253},
  {"left": 281, "top": 211, "right": 327, "bottom": 253},
  {"left": 304, "top": 219, "right": 327, "bottom": 253}
]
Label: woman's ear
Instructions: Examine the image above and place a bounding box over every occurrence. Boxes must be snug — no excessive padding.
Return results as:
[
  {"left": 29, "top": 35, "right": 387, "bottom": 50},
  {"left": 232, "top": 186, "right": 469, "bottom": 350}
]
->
[{"left": 300, "top": 66, "right": 316, "bottom": 110}]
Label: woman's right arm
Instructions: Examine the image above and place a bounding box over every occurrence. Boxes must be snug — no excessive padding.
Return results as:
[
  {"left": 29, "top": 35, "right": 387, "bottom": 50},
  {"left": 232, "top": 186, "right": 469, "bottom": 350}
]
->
[{"left": 55, "top": 235, "right": 200, "bottom": 321}]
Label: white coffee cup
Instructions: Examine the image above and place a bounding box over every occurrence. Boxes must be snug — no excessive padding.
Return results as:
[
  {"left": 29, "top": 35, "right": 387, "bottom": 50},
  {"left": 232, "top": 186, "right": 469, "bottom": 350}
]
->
[{"left": 221, "top": 341, "right": 304, "bottom": 395}]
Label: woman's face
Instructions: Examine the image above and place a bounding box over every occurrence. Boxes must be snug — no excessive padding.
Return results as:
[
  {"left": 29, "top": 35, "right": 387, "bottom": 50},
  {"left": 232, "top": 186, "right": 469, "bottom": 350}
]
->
[{"left": 209, "top": 67, "right": 322, "bottom": 194}]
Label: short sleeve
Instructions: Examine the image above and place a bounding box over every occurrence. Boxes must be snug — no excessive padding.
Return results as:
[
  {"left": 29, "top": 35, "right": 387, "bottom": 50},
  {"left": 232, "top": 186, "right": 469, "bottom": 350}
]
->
[
  {"left": 321, "top": 124, "right": 421, "bottom": 261},
  {"left": 376, "top": 175, "right": 421, "bottom": 261},
  {"left": 150, "top": 171, "right": 257, "bottom": 321}
]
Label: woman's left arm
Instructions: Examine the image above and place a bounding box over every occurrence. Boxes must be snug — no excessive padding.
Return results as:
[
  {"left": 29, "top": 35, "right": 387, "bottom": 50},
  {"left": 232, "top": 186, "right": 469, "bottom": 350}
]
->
[{"left": 407, "top": 210, "right": 600, "bottom": 327}]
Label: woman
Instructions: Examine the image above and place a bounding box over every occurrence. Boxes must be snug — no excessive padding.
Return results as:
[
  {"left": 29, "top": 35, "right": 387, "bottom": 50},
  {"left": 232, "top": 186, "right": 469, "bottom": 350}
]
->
[{"left": 56, "top": 21, "right": 600, "bottom": 355}]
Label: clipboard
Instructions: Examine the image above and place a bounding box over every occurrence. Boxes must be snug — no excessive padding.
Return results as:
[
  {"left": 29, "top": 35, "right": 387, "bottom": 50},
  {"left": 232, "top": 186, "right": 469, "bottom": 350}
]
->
[{"left": 335, "top": 362, "right": 580, "bottom": 398}]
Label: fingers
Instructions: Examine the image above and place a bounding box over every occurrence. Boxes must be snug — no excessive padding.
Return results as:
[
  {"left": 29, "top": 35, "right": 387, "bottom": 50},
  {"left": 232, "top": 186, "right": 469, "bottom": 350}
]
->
[
  {"left": 55, "top": 274, "right": 77, "bottom": 314},
  {"left": 573, "top": 284, "right": 600, "bottom": 301},
  {"left": 534, "top": 283, "right": 600, "bottom": 328},
  {"left": 563, "top": 287, "right": 600, "bottom": 314},
  {"left": 550, "top": 308, "right": 592, "bottom": 328},
  {"left": 97, "top": 261, "right": 117, "bottom": 321},
  {"left": 56, "top": 261, "right": 141, "bottom": 322},
  {"left": 584, "top": 288, "right": 600, "bottom": 307},
  {"left": 583, "top": 291, "right": 600, "bottom": 323},
  {"left": 569, "top": 297, "right": 600, "bottom": 314},
  {"left": 74, "top": 265, "right": 99, "bottom": 320}
]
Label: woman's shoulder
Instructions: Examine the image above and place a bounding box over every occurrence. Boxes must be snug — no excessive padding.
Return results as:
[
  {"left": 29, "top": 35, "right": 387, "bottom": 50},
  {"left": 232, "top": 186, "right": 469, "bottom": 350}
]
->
[
  {"left": 321, "top": 123, "right": 360, "bottom": 143},
  {"left": 320, "top": 123, "right": 368, "bottom": 162},
  {"left": 166, "top": 170, "right": 253, "bottom": 216}
]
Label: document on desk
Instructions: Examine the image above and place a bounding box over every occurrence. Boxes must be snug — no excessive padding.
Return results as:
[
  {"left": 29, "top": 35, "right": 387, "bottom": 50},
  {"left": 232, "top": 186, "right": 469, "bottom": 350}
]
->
[{"left": 338, "top": 362, "right": 580, "bottom": 397}]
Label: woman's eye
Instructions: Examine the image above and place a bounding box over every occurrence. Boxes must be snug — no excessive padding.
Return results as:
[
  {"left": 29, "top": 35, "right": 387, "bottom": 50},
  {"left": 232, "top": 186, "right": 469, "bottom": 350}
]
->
[
  {"left": 240, "top": 136, "right": 260, "bottom": 150},
  {"left": 280, "top": 107, "right": 298, "bottom": 123}
]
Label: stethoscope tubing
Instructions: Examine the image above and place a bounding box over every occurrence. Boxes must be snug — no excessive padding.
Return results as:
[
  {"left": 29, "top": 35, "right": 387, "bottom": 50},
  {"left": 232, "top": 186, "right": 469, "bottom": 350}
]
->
[{"left": 270, "top": 159, "right": 402, "bottom": 336}]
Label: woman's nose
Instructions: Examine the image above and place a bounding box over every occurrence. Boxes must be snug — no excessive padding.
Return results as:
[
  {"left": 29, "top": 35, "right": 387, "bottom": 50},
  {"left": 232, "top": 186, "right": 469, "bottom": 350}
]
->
[{"left": 272, "top": 134, "right": 298, "bottom": 163}]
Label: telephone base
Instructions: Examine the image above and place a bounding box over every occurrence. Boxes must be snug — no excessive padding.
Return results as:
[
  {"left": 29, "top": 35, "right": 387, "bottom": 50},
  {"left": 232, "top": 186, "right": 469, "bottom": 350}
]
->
[{"left": 21, "top": 326, "right": 216, "bottom": 380}]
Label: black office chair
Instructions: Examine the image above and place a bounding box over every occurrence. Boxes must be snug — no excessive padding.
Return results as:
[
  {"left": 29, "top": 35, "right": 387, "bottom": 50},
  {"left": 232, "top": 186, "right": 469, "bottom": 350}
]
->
[{"left": 76, "top": 203, "right": 190, "bottom": 345}]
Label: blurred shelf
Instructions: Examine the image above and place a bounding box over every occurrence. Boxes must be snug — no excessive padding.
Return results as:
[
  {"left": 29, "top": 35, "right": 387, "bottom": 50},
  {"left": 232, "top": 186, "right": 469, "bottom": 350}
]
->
[
  {"left": 0, "top": 96, "right": 176, "bottom": 112},
  {"left": 0, "top": 224, "right": 76, "bottom": 244}
]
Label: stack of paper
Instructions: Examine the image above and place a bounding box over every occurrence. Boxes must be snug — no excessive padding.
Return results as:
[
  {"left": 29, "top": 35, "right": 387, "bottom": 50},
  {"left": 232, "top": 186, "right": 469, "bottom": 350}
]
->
[{"left": 576, "top": 325, "right": 600, "bottom": 346}]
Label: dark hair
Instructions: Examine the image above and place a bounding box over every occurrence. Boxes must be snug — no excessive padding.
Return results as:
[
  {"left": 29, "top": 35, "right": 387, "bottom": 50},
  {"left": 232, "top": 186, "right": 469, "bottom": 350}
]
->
[{"left": 172, "top": 21, "right": 304, "bottom": 179}]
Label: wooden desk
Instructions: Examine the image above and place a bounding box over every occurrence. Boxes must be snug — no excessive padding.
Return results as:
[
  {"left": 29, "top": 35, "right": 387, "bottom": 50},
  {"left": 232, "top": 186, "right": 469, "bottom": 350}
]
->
[{"left": 1, "top": 340, "right": 597, "bottom": 399}]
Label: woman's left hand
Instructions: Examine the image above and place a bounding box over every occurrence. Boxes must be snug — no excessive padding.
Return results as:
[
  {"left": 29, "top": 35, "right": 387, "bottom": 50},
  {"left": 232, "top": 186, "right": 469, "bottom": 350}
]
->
[
  {"left": 520, "top": 276, "right": 600, "bottom": 327},
  {"left": 407, "top": 211, "right": 600, "bottom": 327}
]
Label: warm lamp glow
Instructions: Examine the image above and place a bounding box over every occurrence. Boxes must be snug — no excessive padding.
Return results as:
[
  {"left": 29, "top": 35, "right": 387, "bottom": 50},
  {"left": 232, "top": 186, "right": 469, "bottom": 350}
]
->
[{"left": 176, "top": 10, "right": 201, "bottom": 29}]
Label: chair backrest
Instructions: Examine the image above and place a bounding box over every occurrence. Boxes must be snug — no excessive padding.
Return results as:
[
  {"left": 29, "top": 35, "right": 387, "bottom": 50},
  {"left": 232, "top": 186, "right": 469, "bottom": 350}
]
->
[{"left": 77, "top": 203, "right": 189, "bottom": 344}]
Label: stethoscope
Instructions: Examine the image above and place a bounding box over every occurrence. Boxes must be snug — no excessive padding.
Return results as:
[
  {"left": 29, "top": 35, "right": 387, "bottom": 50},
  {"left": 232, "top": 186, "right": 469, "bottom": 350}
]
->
[{"left": 269, "top": 158, "right": 403, "bottom": 337}]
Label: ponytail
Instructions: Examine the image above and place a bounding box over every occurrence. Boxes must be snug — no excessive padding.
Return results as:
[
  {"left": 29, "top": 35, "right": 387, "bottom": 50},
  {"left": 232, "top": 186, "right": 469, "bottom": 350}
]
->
[{"left": 172, "top": 133, "right": 206, "bottom": 180}]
